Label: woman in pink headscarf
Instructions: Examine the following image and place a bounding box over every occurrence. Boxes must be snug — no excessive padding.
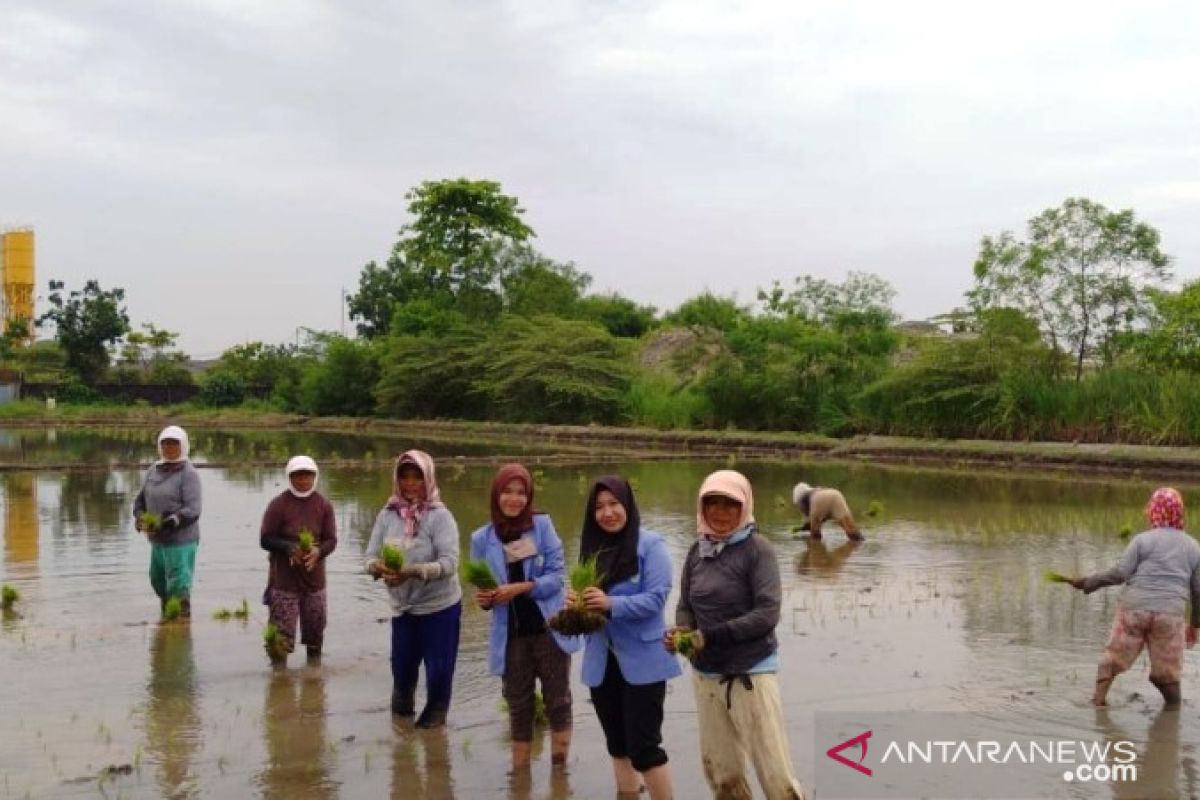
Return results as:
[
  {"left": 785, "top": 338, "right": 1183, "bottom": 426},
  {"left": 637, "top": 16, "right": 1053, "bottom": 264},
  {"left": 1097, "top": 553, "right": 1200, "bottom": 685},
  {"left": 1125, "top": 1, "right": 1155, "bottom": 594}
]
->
[
  {"left": 365, "top": 450, "right": 462, "bottom": 728},
  {"left": 1069, "top": 488, "right": 1200, "bottom": 706}
]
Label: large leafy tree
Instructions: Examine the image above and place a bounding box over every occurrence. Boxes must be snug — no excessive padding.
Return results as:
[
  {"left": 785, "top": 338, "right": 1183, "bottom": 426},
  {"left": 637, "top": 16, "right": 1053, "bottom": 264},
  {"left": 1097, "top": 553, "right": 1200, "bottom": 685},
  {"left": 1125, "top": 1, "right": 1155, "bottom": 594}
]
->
[
  {"left": 348, "top": 178, "right": 534, "bottom": 337},
  {"left": 1129, "top": 280, "right": 1200, "bottom": 372},
  {"left": 969, "top": 197, "right": 1171, "bottom": 381},
  {"left": 758, "top": 271, "right": 897, "bottom": 324},
  {"left": 37, "top": 279, "right": 130, "bottom": 384}
]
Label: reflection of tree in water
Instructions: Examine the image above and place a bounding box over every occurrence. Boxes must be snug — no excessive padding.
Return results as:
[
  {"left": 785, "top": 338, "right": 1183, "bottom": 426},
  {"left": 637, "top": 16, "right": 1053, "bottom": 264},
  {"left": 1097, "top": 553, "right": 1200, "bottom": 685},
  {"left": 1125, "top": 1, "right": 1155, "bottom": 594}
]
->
[
  {"left": 796, "top": 538, "right": 861, "bottom": 580},
  {"left": 259, "top": 670, "right": 336, "bottom": 800},
  {"left": 390, "top": 725, "right": 454, "bottom": 800},
  {"left": 47, "top": 470, "right": 130, "bottom": 549},
  {"left": 143, "top": 624, "right": 201, "bottom": 800}
]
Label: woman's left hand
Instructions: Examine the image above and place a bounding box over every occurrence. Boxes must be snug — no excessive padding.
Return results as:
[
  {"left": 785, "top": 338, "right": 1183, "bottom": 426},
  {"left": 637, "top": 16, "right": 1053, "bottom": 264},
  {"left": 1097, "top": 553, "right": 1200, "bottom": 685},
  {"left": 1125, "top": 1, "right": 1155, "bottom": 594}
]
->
[
  {"left": 581, "top": 587, "right": 611, "bottom": 612},
  {"left": 301, "top": 549, "right": 321, "bottom": 572},
  {"left": 491, "top": 582, "right": 530, "bottom": 606}
]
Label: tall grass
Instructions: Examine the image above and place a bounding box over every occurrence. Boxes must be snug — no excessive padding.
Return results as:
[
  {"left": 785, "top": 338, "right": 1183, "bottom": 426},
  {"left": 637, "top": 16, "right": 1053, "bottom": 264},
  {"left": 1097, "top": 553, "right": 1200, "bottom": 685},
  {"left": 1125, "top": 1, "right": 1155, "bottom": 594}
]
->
[{"left": 623, "top": 373, "right": 710, "bottom": 430}]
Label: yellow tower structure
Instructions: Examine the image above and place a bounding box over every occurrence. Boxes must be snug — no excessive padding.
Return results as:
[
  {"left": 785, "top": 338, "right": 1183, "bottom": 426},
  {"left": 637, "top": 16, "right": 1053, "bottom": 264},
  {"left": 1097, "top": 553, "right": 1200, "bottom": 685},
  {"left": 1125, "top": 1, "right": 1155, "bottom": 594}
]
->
[{"left": 1, "top": 228, "right": 36, "bottom": 342}]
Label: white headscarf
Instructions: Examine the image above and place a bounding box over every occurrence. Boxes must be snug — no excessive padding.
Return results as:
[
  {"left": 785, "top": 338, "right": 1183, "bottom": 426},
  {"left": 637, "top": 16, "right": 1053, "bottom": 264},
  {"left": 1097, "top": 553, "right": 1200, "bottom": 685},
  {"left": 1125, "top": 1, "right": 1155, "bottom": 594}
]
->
[
  {"left": 286, "top": 455, "right": 319, "bottom": 498},
  {"left": 792, "top": 482, "right": 812, "bottom": 507},
  {"left": 156, "top": 425, "right": 190, "bottom": 463}
]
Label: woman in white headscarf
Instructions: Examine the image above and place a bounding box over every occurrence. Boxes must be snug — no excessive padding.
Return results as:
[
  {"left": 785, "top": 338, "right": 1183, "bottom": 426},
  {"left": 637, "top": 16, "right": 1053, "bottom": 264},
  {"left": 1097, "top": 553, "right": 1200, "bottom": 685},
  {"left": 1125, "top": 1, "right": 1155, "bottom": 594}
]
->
[
  {"left": 260, "top": 455, "right": 338, "bottom": 663},
  {"left": 133, "top": 425, "right": 203, "bottom": 618}
]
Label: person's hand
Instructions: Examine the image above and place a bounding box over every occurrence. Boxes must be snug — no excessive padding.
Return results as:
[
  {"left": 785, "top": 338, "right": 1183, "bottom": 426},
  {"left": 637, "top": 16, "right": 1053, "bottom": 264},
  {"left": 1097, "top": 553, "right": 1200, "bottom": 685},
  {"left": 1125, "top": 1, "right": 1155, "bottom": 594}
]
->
[
  {"left": 490, "top": 583, "right": 529, "bottom": 606},
  {"left": 475, "top": 590, "right": 496, "bottom": 610},
  {"left": 135, "top": 516, "right": 144, "bottom": 533},
  {"left": 581, "top": 587, "right": 611, "bottom": 613},
  {"left": 302, "top": 548, "right": 321, "bottom": 572},
  {"left": 1068, "top": 578, "right": 1084, "bottom": 591},
  {"left": 289, "top": 547, "right": 302, "bottom": 567},
  {"left": 663, "top": 626, "right": 686, "bottom": 653},
  {"left": 565, "top": 588, "right": 578, "bottom": 606},
  {"left": 383, "top": 569, "right": 408, "bottom": 587},
  {"left": 160, "top": 515, "right": 180, "bottom": 530},
  {"left": 1188, "top": 626, "right": 1198, "bottom": 649}
]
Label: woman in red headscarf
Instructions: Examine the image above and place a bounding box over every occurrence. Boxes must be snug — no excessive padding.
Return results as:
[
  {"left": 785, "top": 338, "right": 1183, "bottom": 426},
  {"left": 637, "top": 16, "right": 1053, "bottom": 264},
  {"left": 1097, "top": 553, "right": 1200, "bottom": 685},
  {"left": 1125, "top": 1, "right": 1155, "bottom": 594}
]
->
[
  {"left": 469, "top": 463, "right": 579, "bottom": 770},
  {"left": 1069, "top": 488, "right": 1200, "bottom": 706}
]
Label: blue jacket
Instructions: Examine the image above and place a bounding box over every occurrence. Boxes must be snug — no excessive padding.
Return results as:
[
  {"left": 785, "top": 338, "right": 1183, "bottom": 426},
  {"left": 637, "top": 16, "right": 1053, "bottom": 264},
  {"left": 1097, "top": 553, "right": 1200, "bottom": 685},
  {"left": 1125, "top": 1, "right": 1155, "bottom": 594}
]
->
[
  {"left": 469, "top": 514, "right": 581, "bottom": 676},
  {"left": 581, "top": 530, "right": 682, "bottom": 687}
]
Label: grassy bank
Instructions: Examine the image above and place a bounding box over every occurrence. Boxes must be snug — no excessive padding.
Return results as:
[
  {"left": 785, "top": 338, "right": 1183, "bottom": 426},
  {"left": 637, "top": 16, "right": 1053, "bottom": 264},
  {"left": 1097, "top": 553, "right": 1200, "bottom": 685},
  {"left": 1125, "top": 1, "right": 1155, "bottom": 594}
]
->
[{"left": 6, "top": 401, "right": 1200, "bottom": 479}]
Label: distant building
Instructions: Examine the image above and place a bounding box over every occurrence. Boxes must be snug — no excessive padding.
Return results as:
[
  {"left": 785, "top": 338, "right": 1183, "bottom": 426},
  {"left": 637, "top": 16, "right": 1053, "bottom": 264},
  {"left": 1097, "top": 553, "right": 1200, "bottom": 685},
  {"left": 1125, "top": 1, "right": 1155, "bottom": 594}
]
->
[{"left": 1, "top": 228, "right": 35, "bottom": 343}]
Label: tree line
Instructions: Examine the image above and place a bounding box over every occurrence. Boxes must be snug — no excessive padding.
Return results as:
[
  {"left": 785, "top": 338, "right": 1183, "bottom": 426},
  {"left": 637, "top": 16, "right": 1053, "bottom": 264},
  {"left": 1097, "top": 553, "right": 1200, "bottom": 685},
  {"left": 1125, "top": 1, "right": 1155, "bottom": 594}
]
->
[{"left": 18, "top": 179, "right": 1200, "bottom": 444}]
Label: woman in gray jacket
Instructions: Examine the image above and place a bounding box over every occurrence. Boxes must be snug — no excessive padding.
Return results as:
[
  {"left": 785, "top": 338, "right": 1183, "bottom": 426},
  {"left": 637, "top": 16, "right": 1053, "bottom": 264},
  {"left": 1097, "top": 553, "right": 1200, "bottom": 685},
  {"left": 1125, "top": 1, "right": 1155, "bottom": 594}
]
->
[
  {"left": 133, "top": 425, "right": 203, "bottom": 619},
  {"left": 365, "top": 450, "right": 462, "bottom": 729}
]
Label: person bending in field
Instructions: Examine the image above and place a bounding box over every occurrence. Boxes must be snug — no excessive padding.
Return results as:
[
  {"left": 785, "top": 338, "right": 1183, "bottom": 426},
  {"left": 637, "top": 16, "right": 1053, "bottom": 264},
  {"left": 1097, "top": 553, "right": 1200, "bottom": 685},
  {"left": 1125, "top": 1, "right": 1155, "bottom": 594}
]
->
[{"left": 791, "top": 483, "right": 863, "bottom": 541}]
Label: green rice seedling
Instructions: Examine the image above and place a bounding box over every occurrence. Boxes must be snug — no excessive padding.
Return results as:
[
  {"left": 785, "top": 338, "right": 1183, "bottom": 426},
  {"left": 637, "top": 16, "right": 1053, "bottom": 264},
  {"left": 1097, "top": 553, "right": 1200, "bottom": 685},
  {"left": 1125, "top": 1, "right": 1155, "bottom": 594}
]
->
[
  {"left": 263, "top": 623, "right": 288, "bottom": 663},
  {"left": 866, "top": 500, "right": 884, "bottom": 518},
  {"left": 1119, "top": 523, "right": 1134, "bottom": 538},
  {"left": 139, "top": 513, "right": 162, "bottom": 534},
  {"left": 673, "top": 630, "right": 698, "bottom": 658},
  {"left": 297, "top": 529, "right": 315, "bottom": 552},
  {"left": 380, "top": 543, "right": 405, "bottom": 571},
  {"left": 212, "top": 608, "right": 233, "bottom": 621},
  {"left": 547, "top": 556, "right": 607, "bottom": 635},
  {"left": 499, "top": 692, "right": 548, "bottom": 726},
  {"left": 235, "top": 598, "right": 249, "bottom": 620},
  {"left": 463, "top": 560, "right": 498, "bottom": 591},
  {"left": 162, "top": 597, "right": 182, "bottom": 621},
  {"left": 1043, "top": 570, "right": 1072, "bottom": 585},
  {"left": 1, "top": 584, "right": 18, "bottom": 611}
]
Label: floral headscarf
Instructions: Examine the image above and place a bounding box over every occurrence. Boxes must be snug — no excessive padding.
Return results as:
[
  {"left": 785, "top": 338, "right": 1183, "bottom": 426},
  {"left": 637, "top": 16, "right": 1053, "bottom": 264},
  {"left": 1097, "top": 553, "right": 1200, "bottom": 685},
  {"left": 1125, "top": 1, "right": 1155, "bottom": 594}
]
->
[
  {"left": 385, "top": 450, "right": 443, "bottom": 538},
  {"left": 1146, "top": 487, "right": 1184, "bottom": 530}
]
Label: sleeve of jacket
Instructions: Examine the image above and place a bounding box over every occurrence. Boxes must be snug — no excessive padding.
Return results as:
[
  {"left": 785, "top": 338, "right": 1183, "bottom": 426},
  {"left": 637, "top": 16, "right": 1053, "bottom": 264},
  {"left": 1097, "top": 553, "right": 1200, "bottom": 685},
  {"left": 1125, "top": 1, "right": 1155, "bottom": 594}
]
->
[
  {"left": 701, "top": 538, "right": 781, "bottom": 646},
  {"left": 319, "top": 497, "right": 338, "bottom": 558},
  {"left": 675, "top": 543, "right": 698, "bottom": 629},
  {"left": 529, "top": 516, "right": 566, "bottom": 601},
  {"left": 259, "top": 496, "right": 293, "bottom": 554},
  {"left": 133, "top": 478, "right": 147, "bottom": 517},
  {"left": 364, "top": 509, "right": 389, "bottom": 571},
  {"left": 1080, "top": 537, "right": 1141, "bottom": 593},
  {"left": 420, "top": 508, "right": 460, "bottom": 581},
  {"left": 610, "top": 535, "right": 672, "bottom": 621},
  {"left": 171, "top": 466, "right": 203, "bottom": 526}
]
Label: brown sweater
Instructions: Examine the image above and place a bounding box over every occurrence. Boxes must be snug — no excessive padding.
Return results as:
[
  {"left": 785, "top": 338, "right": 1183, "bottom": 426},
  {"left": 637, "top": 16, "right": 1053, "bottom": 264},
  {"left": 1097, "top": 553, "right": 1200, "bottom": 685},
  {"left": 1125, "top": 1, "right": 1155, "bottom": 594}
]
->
[{"left": 260, "top": 491, "right": 337, "bottom": 594}]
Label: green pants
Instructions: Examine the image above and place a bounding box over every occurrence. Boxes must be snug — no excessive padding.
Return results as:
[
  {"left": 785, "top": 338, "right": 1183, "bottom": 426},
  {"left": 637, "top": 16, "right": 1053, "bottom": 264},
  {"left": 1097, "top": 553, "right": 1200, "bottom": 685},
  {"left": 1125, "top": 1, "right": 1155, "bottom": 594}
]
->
[{"left": 149, "top": 541, "right": 198, "bottom": 601}]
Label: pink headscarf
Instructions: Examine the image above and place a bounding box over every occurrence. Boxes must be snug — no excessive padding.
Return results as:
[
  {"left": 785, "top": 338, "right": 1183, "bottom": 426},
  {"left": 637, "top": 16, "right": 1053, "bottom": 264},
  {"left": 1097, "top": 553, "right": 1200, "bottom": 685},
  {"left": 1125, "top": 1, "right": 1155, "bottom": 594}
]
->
[
  {"left": 696, "top": 470, "right": 755, "bottom": 541},
  {"left": 385, "top": 450, "right": 444, "bottom": 538},
  {"left": 1146, "top": 487, "right": 1184, "bottom": 530}
]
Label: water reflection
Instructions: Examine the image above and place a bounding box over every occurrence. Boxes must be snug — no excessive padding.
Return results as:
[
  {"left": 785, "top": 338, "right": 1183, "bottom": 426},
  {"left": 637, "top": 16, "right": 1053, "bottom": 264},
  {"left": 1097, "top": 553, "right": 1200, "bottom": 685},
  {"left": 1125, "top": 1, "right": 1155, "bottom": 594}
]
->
[
  {"left": 390, "top": 724, "right": 453, "bottom": 799},
  {"left": 1096, "top": 707, "right": 1190, "bottom": 800},
  {"left": 795, "top": 537, "right": 861, "bottom": 580},
  {"left": 143, "top": 623, "right": 202, "bottom": 799},
  {"left": 2, "top": 472, "right": 39, "bottom": 568},
  {"left": 260, "top": 669, "right": 337, "bottom": 800}
]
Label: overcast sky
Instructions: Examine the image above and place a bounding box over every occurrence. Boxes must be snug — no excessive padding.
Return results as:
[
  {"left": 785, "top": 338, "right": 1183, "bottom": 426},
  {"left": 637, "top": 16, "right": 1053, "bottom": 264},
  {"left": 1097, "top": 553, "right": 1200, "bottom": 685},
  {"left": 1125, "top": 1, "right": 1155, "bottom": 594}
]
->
[{"left": 2, "top": 0, "right": 1197, "bottom": 355}]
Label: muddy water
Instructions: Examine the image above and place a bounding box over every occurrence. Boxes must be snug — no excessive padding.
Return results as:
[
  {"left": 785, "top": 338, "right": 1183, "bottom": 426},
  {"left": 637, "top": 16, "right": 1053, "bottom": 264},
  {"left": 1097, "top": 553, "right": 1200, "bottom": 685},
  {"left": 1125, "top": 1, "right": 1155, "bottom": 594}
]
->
[{"left": 2, "top": 428, "right": 1200, "bottom": 799}]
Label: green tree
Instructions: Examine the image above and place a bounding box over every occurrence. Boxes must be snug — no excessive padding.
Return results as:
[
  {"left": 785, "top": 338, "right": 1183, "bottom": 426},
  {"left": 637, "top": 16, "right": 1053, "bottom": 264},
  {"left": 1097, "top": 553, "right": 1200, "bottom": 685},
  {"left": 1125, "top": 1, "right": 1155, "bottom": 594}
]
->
[
  {"left": 37, "top": 280, "right": 130, "bottom": 384},
  {"left": 969, "top": 197, "right": 1171, "bottom": 381},
  {"left": 759, "top": 271, "right": 897, "bottom": 323},
  {"left": 500, "top": 245, "right": 591, "bottom": 318},
  {"left": 1129, "top": 280, "right": 1200, "bottom": 372},
  {"left": 349, "top": 178, "right": 534, "bottom": 337},
  {"left": 664, "top": 292, "right": 749, "bottom": 332},
  {"left": 472, "top": 316, "right": 632, "bottom": 424},
  {"left": 375, "top": 324, "right": 490, "bottom": 419},
  {"left": 118, "top": 324, "right": 191, "bottom": 384},
  {"left": 297, "top": 337, "right": 382, "bottom": 416},
  {"left": 576, "top": 293, "right": 658, "bottom": 338},
  {"left": 216, "top": 342, "right": 303, "bottom": 393}
]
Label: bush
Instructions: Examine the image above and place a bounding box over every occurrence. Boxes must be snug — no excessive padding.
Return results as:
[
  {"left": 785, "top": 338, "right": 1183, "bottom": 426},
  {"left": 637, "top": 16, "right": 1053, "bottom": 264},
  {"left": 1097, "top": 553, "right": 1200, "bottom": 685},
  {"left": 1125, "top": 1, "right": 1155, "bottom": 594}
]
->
[{"left": 199, "top": 369, "right": 247, "bottom": 407}]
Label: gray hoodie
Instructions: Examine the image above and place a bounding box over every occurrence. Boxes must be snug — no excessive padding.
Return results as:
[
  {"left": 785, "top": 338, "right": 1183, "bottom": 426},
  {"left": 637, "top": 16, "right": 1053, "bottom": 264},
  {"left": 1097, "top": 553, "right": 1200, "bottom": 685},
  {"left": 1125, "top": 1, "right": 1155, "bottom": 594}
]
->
[
  {"left": 365, "top": 505, "right": 462, "bottom": 616},
  {"left": 133, "top": 462, "right": 202, "bottom": 546}
]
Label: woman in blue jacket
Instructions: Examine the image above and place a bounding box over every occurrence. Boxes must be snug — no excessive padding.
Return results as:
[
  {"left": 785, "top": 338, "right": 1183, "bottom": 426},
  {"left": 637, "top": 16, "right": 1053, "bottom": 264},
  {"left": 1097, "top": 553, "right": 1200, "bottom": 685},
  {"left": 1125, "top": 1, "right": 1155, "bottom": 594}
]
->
[
  {"left": 570, "top": 476, "right": 680, "bottom": 800},
  {"left": 470, "top": 463, "right": 580, "bottom": 770}
]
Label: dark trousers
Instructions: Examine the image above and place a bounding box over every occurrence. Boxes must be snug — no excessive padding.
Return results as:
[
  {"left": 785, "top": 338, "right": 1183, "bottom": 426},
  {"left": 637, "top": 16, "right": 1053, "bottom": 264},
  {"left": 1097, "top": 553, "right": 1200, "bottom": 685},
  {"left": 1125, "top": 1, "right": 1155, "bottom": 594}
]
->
[
  {"left": 391, "top": 602, "right": 462, "bottom": 713},
  {"left": 502, "top": 631, "right": 573, "bottom": 741},
  {"left": 589, "top": 652, "right": 668, "bottom": 772}
]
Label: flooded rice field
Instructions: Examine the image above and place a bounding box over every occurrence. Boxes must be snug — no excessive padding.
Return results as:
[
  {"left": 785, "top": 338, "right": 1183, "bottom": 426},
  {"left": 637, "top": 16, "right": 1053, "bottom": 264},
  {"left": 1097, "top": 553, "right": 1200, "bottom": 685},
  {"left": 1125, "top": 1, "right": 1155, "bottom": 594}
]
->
[{"left": 2, "top": 427, "right": 1199, "bottom": 799}]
